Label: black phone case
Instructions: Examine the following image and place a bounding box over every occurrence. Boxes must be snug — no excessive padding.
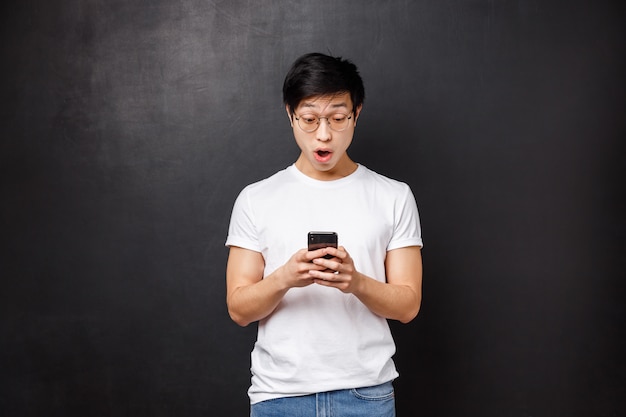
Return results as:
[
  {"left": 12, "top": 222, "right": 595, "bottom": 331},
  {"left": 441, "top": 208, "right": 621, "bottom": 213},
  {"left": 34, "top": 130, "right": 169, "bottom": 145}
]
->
[{"left": 308, "top": 232, "right": 338, "bottom": 259}]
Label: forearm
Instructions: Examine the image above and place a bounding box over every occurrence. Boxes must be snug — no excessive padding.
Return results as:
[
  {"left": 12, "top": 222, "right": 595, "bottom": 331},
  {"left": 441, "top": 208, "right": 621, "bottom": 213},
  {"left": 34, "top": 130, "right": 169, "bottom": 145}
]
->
[
  {"left": 353, "top": 273, "right": 421, "bottom": 323},
  {"left": 227, "top": 247, "right": 328, "bottom": 327},
  {"left": 227, "top": 269, "right": 289, "bottom": 327}
]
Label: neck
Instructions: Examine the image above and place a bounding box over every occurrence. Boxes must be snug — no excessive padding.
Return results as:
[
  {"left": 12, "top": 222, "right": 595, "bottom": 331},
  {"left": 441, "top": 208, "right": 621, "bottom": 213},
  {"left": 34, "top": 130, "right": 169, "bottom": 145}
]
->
[{"left": 295, "top": 154, "right": 358, "bottom": 181}]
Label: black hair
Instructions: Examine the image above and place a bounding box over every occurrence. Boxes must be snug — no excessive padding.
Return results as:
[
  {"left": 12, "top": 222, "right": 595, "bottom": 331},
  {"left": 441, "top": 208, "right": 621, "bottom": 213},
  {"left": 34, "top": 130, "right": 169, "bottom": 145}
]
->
[{"left": 282, "top": 53, "right": 365, "bottom": 115}]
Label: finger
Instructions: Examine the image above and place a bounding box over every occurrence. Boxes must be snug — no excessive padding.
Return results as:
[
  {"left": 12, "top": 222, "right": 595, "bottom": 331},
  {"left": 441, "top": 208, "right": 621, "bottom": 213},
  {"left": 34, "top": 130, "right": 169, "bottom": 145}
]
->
[
  {"left": 313, "top": 278, "right": 332, "bottom": 287},
  {"left": 306, "top": 248, "right": 331, "bottom": 261},
  {"left": 325, "top": 246, "right": 348, "bottom": 261},
  {"left": 306, "top": 262, "right": 329, "bottom": 273},
  {"left": 310, "top": 269, "right": 336, "bottom": 281},
  {"left": 312, "top": 258, "right": 340, "bottom": 272}
]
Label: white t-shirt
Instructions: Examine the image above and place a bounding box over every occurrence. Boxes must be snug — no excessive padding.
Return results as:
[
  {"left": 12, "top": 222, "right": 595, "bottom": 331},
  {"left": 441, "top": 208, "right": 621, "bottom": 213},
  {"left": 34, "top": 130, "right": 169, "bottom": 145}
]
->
[{"left": 226, "top": 164, "right": 423, "bottom": 404}]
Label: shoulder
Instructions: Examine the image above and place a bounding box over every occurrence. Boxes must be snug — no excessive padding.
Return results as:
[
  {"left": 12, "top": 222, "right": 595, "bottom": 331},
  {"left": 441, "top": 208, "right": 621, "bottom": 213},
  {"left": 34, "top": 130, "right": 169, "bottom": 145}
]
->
[
  {"left": 238, "top": 166, "right": 295, "bottom": 197},
  {"left": 358, "top": 165, "right": 412, "bottom": 194}
]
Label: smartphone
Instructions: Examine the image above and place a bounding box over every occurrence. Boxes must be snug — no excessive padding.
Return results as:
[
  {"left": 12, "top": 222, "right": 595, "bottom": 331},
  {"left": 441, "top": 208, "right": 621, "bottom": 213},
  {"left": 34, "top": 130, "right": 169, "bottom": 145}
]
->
[{"left": 308, "top": 231, "right": 338, "bottom": 259}]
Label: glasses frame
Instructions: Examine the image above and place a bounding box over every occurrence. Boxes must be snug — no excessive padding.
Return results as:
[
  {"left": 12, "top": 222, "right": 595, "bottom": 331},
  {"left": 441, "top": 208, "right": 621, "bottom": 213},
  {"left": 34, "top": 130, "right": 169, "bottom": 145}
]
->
[{"left": 293, "top": 110, "right": 354, "bottom": 133}]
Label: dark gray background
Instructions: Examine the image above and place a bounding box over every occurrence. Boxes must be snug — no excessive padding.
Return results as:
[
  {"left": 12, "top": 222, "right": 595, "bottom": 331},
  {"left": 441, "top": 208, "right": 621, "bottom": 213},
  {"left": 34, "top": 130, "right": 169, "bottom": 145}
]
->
[{"left": 1, "top": 1, "right": 624, "bottom": 416}]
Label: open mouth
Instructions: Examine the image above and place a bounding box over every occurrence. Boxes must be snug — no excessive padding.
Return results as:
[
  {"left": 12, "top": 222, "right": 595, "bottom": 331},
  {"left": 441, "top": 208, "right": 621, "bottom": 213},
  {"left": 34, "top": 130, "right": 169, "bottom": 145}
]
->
[{"left": 314, "top": 150, "right": 333, "bottom": 162}]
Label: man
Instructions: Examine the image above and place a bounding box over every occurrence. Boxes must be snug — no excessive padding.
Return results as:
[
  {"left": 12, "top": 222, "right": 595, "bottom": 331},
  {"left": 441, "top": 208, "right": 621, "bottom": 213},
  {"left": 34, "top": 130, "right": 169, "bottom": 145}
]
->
[{"left": 225, "top": 52, "right": 423, "bottom": 417}]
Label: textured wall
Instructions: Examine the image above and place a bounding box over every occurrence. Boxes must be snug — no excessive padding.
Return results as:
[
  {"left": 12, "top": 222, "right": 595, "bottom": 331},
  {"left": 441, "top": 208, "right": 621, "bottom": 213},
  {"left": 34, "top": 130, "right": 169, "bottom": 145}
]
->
[{"left": 1, "top": 1, "right": 624, "bottom": 415}]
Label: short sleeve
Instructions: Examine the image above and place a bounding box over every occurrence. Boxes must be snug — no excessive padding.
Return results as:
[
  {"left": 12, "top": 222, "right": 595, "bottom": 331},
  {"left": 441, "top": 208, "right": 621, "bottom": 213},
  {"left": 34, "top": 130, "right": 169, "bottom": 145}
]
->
[
  {"left": 387, "top": 184, "right": 423, "bottom": 251},
  {"left": 225, "top": 187, "right": 262, "bottom": 252}
]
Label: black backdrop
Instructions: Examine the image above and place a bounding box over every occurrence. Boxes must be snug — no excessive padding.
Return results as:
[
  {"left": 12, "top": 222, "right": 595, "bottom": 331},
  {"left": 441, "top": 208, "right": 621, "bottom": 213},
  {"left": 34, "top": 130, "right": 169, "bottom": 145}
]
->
[{"left": 1, "top": 1, "right": 624, "bottom": 416}]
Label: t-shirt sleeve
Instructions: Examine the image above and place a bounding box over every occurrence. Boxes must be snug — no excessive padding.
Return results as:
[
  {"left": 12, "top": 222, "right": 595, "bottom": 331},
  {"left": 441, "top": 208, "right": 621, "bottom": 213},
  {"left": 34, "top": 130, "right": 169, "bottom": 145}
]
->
[
  {"left": 225, "top": 187, "right": 262, "bottom": 252},
  {"left": 387, "top": 184, "right": 423, "bottom": 251}
]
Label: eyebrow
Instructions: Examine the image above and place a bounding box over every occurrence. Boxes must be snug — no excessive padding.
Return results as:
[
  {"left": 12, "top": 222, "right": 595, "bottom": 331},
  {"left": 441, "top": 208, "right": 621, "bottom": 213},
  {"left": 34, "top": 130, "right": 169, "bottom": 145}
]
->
[{"left": 300, "top": 102, "right": 349, "bottom": 110}]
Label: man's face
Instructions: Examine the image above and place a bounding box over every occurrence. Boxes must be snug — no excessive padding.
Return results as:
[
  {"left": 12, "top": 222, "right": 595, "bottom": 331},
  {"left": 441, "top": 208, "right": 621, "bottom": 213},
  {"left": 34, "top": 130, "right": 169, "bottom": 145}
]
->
[{"left": 288, "top": 92, "right": 361, "bottom": 180}]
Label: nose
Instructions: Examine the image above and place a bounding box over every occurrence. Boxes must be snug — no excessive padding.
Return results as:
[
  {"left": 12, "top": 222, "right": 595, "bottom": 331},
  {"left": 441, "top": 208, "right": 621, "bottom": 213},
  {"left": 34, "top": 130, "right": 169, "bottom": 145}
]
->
[{"left": 316, "top": 118, "right": 331, "bottom": 141}]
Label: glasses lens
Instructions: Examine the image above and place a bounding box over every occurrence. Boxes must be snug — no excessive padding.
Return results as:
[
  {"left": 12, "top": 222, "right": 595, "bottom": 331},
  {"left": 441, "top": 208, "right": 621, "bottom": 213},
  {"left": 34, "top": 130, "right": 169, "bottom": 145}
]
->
[
  {"left": 296, "top": 113, "right": 352, "bottom": 132},
  {"left": 297, "top": 115, "right": 319, "bottom": 132},
  {"left": 328, "top": 114, "right": 350, "bottom": 131}
]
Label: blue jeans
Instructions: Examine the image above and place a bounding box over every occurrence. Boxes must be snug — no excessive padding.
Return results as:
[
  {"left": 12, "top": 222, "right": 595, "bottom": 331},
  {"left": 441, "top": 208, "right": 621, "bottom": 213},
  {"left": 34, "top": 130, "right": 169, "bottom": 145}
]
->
[{"left": 250, "top": 381, "right": 395, "bottom": 417}]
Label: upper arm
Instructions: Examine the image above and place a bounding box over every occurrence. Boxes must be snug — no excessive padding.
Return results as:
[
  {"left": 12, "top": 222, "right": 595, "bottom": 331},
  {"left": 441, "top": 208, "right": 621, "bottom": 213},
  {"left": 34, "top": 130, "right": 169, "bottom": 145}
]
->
[
  {"left": 226, "top": 246, "right": 265, "bottom": 302},
  {"left": 385, "top": 246, "right": 423, "bottom": 295}
]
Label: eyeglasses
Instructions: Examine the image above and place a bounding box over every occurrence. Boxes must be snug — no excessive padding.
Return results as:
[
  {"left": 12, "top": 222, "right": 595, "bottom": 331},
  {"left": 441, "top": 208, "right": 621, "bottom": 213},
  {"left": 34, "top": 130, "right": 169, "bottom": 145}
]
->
[{"left": 293, "top": 111, "right": 353, "bottom": 132}]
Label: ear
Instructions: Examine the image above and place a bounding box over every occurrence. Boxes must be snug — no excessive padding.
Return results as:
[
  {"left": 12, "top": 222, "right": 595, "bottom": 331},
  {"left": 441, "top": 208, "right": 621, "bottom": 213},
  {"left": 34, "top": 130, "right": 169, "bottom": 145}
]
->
[
  {"left": 353, "top": 105, "right": 363, "bottom": 127},
  {"left": 286, "top": 105, "right": 294, "bottom": 127}
]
